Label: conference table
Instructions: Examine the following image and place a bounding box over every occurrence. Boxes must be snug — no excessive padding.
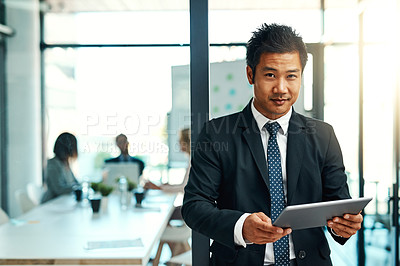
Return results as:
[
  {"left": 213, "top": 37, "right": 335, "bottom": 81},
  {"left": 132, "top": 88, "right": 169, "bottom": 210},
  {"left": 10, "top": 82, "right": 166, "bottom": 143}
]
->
[{"left": 0, "top": 190, "right": 176, "bottom": 265}]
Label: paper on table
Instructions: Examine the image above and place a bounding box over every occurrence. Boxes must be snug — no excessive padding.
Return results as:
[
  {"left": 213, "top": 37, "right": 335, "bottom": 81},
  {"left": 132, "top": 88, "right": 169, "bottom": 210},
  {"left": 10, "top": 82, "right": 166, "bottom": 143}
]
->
[{"left": 85, "top": 239, "right": 144, "bottom": 250}]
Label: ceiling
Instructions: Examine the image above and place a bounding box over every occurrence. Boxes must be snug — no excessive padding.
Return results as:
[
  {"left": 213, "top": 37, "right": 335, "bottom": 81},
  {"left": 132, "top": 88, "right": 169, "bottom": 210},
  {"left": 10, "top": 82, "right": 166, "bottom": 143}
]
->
[
  {"left": 42, "top": 0, "right": 341, "bottom": 13},
  {"left": 4, "top": 0, "right": 377, "bottom": 13}
]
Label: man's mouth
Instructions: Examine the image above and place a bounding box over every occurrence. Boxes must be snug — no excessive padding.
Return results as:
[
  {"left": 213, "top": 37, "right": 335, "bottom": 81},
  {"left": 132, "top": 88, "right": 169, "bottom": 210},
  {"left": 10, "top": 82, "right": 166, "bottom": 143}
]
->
[{"left": 271, "top": 98, "right": 288, "bottom": 105}]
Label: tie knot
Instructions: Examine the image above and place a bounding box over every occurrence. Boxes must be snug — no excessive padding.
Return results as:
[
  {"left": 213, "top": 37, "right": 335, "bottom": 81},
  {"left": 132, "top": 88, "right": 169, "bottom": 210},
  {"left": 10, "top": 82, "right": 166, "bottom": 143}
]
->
[{"left": 265, "top": 122, "right": 280, "bottom": 137}]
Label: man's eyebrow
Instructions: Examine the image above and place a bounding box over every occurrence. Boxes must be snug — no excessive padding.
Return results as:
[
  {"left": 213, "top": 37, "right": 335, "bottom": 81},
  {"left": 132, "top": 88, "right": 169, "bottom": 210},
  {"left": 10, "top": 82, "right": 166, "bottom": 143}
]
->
[
  {"left": 261, "top": 66, "right": 301, "bottom": 73},
  {"left": 261, "top": 66, "right": 277, "bottom": 71}
]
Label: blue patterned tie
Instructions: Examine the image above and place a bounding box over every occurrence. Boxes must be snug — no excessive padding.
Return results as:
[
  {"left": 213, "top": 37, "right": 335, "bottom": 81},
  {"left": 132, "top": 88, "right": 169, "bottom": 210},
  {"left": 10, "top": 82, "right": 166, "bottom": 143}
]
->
[{"left": 266, "top": 122, "right": 290, "bottom": 266}]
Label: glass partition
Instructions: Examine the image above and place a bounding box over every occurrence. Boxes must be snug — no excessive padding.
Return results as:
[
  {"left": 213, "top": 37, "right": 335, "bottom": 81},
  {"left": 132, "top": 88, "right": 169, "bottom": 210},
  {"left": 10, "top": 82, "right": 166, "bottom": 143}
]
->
[
  {"left": 208, "top": 1, "right": 398, "bottom": 265},
  {"left": 41, "top": 1, "right": 400, "bottom": 265},
  {"left": 45, "top": 11, "right": 189, "bottom": 45},
  {"left": 43, "top": 8, "right": 190, "bottom": 187},
  {"left": 209, "top": 9, "right": 321, "bottom": 44},
  {"left": 324, "top": 0, "right": 398, "bottom": 264}
]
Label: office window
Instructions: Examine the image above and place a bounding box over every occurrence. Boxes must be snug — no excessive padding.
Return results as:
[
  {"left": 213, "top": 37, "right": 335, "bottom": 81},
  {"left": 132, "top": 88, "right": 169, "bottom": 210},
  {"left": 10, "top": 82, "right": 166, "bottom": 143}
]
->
[
  {"left": 209, "top": 9, "right": 321, "bottom": 44},
  {"left": 207, "top": 2, "right": 397, "bottom": 264},
  {"left": 324, "top": 44, "right": 359, "bottom": 198},
  {"left": 324, "top": 8, "right": 358, "bottom": 43},
  {"left": 44, "top": 11, "right": 189, "bottom": 45},
  {"left": 363, "top": 43, "right": 395, "bottom": 214},
  {"left": 363, "top": 4, "right": 397, "bottom": 44},
  {"left": 43, "top": 9, "right": 190, "bottom": 184},
  {"left": 324, "top": 0, "right": 397, "bottom": 263},
  {"left": 208, "top": 8, "right": 322, "bottom": 119}
]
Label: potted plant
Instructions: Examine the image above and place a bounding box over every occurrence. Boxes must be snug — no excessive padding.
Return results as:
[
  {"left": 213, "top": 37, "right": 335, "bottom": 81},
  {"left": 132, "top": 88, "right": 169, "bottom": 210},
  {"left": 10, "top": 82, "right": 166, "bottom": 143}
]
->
[
  {"left": 90, "top": 182, "right": 114, "bottom": 196},
  {"left": 98, "top": 183, "right": 114, "bottom": 197},
  {"left": 127, "top": 180, "right": 137, "bottom": 192},
  {"left": 90, "top": 182, "right": 100, "bottom": 193},
  {"left": 91, "top": 182, "right": 114, "bottom": 210}
]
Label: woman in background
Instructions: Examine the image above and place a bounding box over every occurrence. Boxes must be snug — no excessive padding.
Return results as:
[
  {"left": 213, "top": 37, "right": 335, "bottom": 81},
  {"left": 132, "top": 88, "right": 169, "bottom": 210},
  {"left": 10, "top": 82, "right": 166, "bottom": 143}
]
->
[
  {"left": 144, "top": 128, "right": 190, "bottom": 194},
  {"left": 41, "top": 132, "right": 80, "bottom": 203},
  {"left": 144, "top": 128, "right": 191, "bottom": 261}
]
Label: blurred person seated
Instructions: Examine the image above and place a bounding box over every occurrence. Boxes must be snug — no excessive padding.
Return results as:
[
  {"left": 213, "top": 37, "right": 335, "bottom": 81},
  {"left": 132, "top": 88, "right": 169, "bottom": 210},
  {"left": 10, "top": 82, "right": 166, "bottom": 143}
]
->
[
  {"left": 104, "top": 133, "right": 145, "bottom": 176},
  {"left": 145, "top": 128, "right": 191, "bottom": 258},
  {"left": 41, "top": 132, "right": 80, "bottom": 203},
  {"left": 144, "top": 128, "right": 190, "bottom": 195}
]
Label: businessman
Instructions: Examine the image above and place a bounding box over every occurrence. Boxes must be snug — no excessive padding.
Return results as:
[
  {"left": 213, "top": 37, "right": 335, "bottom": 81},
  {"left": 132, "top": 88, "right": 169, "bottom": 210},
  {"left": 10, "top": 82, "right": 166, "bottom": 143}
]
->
[
  {"left": 182, "top": 23, "right": 362, "bottom": 266},
  {"left": 105, "top": 133, "right": 145, "bottom": 176}
]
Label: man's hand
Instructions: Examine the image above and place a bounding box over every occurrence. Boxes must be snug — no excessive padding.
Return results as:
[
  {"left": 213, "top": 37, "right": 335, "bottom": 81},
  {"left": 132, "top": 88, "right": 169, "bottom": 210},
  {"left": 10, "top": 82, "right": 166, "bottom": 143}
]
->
[
  {"left": 242, "top": 212, "right": 292, "bottom": 244},
  {"left": 327, "top": 212, "right": 363, "bottom": 238}
]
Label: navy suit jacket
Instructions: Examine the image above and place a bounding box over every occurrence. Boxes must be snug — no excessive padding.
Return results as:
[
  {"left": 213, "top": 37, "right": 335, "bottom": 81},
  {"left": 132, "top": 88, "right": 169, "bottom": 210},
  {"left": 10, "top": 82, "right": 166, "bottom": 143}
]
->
[{"left": 182, "top": 101, "right": 351, "bottom": 266}]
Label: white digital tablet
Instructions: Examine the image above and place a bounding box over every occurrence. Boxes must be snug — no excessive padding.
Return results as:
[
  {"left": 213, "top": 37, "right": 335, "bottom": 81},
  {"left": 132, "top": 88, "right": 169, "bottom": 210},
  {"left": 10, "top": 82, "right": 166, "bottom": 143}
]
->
[{"left": 273, "top": 197, "right": 372, "bottom": 230}]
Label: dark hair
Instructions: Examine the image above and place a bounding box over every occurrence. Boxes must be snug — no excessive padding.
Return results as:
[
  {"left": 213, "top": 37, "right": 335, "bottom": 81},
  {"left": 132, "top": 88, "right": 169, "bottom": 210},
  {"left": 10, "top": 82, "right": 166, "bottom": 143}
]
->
[
  {"left": 246, "top": 23, "right": 308, "bottom": 81},
  {"left": 53, "top": 132, "right": 78, "bottom": 163},
  {"left": 116, "top": 133, "right": 127, "bottom": 144}
]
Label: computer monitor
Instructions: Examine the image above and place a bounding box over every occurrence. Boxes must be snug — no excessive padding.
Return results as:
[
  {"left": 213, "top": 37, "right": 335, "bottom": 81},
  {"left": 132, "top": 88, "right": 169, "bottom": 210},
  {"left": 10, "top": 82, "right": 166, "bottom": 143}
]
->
[{"left": 103, "top": 162, "right": 140, "bottom": 187}]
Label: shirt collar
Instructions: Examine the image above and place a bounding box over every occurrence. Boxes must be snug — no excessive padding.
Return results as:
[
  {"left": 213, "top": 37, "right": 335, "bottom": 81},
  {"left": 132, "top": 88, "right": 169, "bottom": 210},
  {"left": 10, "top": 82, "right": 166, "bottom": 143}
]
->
[
  {"left": 119, "top": 155, "right": 130, "bottom": 162},
  {"left": 251, "top": 99, "right": 292, "bottom": 135}
]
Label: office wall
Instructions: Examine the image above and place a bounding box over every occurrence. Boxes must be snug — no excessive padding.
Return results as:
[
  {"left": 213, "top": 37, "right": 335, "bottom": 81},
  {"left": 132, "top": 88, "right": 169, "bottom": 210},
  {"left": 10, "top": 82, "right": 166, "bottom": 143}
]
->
[{"left": 5, "top": 0, "right": 41, "bottom": 217}]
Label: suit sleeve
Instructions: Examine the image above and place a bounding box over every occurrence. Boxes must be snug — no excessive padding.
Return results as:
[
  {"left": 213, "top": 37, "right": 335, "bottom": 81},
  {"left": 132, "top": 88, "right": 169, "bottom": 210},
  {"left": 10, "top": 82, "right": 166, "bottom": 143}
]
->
[
  {"left": 321, "top": 125, "right": 350, "bottom": 201},
  {"left": 182, "top": 123, "right": 244, "bottom": 250},
  {"left": 321, "top": 125, "right": 351, "bottom": 245}
]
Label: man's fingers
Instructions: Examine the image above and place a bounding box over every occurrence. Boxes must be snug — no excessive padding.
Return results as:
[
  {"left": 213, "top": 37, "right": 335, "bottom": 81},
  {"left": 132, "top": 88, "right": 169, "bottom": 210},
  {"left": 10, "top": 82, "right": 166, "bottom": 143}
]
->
[
  {"left": 343, "top": 213, "right": 363, "bottom": 223},
  {"left": 252, "top": 212, "right": 290, "bottom": 234},
  {"left": 327, "top": 213, "right": 363, "bottom": 238},
  {"left": 243, "top": 213, "right": 292, "bottom": 244},
  {"left": 283, "top": 228, "right": 292, "bottom": 235},
  {"left": 252, "top": 213, "right": 277, "bottom": 232},
  {"left": 255, "top": 212, "right": 271, "bottom": 223},
  {"left": 251, "top": 227, "right": 292, "bottom": 244},
  {"left": 331, "top": 214, "right": 363, "bottom": 230}
]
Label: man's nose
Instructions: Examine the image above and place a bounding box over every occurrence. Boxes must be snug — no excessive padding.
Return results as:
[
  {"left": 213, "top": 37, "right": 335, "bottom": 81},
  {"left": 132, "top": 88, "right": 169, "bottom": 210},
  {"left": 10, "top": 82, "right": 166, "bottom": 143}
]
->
[{"left": 273, "top": 78, "right": 288, "bottom": 94}]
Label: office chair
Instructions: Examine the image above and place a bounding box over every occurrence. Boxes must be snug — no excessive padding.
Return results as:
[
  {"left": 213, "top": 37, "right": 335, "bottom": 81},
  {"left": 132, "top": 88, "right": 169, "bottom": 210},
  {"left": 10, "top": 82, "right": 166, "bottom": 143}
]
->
[
  {"left": 0, "top": 208, "right": 9, "bottom": 225},
  {"left": 26, "top": 182, "right": 43, "bottom": 205},
  {"left": 15, "top": 188, "right": 36, "bottom": 214},
  {"left": 152, "top": 223, "right": 191, "bottom": 266},
  {"left": 168, "top": 250, "right": 192, "bottom": 266}
]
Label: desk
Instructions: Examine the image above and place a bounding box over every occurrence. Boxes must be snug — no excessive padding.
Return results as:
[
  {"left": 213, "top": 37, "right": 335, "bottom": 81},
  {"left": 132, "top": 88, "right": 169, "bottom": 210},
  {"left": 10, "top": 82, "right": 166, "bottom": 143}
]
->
[{"left": 0, "top": 190, "right": 176, "bottom": 265}]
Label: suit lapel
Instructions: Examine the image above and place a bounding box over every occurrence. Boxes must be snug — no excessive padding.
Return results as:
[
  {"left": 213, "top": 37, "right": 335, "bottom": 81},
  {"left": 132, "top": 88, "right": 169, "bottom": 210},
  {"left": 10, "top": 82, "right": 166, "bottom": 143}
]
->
[
  {"left": 238, "top": 104, "right": 307, "bottom": 201},
  {"left": 239, "top": 102, "right": 270, "bottom": 191},
  {"left": 286, "top": 111, "right": 306, "bottom": 205}
]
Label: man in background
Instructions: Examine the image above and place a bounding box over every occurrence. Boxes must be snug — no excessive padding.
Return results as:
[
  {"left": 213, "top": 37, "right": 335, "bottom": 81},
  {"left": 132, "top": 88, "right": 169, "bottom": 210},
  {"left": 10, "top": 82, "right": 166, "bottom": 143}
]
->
[{"left": 105, "top": 133, "right": 145, "bottom": 176}]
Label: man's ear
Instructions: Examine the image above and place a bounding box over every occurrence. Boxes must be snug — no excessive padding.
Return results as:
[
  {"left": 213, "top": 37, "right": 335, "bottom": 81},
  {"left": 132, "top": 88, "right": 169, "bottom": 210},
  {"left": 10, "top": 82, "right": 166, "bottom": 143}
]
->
[{"left": 246, "top": 65, "right": 254, "bottom": 85}]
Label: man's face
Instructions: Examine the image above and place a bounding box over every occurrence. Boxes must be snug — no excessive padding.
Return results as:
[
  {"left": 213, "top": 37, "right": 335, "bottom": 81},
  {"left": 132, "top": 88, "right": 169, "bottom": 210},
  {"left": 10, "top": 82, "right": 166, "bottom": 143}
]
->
[
  {"left": 247, "top": 52, "right": 302, "bottom": 120},
  {"left": 116, "top": 136, "right": 129, "bottom": 153}
]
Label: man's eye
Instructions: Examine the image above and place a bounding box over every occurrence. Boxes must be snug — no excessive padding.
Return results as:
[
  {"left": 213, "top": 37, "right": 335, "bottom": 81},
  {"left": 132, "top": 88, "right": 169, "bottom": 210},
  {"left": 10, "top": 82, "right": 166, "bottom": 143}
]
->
[
  {"left": 265, "top": 73, "right": 275, "bottom": 78},
  {"left": 287, "top": 74, "right": 297, "bottom": 79}
]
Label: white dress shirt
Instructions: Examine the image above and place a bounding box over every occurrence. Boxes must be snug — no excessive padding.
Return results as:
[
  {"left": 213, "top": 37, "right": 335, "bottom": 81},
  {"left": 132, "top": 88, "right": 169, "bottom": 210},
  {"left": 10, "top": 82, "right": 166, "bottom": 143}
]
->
[{"left": 233, "top": 100, "right": 296, "bottom": 265}]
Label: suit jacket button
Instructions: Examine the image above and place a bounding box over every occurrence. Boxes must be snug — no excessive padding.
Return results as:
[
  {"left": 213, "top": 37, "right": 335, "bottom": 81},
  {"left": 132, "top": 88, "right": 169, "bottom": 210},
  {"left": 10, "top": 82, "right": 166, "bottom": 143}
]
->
[{"left": 298, "top": 250, "right": 306, "bottom": 259}]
